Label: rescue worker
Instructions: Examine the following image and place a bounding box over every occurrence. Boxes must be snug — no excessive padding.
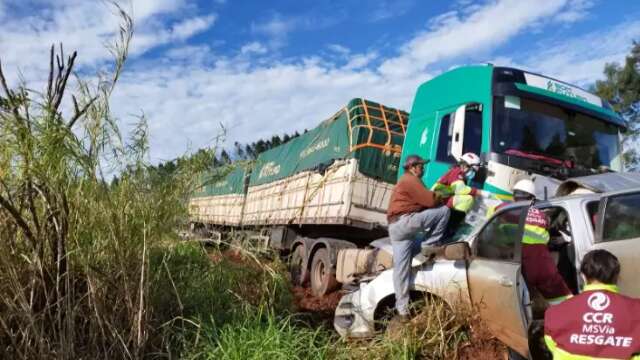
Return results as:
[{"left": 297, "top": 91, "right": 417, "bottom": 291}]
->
[
  {"left": 387, "top": 155, "right": 450, "bottom": 322},
  {"left": 432, "top": 152, "right": 490, "bottom": 238},
  {"left": 511, "top": 179, "right": 573, "bottom": 304},
  {"left": 432, "top": 152, "right": 486, "bottom": 213},
  {"left": 545, "top": 249, "right": 640, "bottom": 359}
]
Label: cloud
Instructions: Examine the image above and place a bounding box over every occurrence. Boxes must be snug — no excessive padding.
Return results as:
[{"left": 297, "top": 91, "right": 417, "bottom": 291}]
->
[
  {"left": 131, "top": 0, "right": 187, "bottom": 21},
  {"left": 164, "top": 45, "right": 215, "bottom": 64},
  {"left": 518, "top": 19, "right": 640, "bottom": 86},
  {"left": 369, "top": 0, "right": 415, "bottom": 22},
  {"left": 0, "top": 1, "right": 214, "bottom": 85},
  {"left": 250, "top": 13, "right": 297, "bottom": 49},
  {"left": 377, "top": 0, "right": 579, "bottom": 78},
  {"left": 552, "top": 0, "right": 594, "bottom": 24},
  {"left": 250, "top": 12, "right": 346, "bottom": 50},
  {"left": 108, "top": 54, "right": 424, "bottom": 161},
  {"left": 172, "top": 14, "right": 217, "bottom": 40},
  {"left": 327, "top": 44, "right": 350, "bottom": 56},
  {"left": 344, "top": 52, "right": 378, "bottom": 70},
  {"left": 240, "top": 41, "right": 268, "bottom": 55}
]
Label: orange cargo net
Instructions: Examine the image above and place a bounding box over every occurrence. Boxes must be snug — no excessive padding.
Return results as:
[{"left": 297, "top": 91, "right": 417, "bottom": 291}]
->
[{"left": 344, "top": 99, "right": 409, "bottom": 154}]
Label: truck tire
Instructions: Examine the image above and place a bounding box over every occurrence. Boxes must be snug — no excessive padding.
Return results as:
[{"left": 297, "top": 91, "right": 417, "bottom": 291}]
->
[
  {"left": 310, "top": 248, "right": 339, "bottom": 296},
  {"left": 289, "top": 245, "right": 305, "bottom": 286}
]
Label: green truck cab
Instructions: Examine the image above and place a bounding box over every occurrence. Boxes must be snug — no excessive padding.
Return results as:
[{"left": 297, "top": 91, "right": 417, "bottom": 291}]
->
[{"left": 401, "top": 65, "right": 625, "bottom": 199}]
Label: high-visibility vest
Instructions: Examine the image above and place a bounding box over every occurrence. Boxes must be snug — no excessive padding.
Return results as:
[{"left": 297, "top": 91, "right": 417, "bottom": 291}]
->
[
  {"left": 432, "top": 166, "right": 477, "bottom": 213},
  {"left": 544, "top": 284, "right": 640, "bottom": 359},
  {"left": 488, "top": 203, "right": 572, "bottom": 303}
]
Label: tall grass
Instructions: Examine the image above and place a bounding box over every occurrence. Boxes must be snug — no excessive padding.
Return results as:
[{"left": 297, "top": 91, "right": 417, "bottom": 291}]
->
[{"left": 0, "top": 5, "right": 216, "bottom": 358}]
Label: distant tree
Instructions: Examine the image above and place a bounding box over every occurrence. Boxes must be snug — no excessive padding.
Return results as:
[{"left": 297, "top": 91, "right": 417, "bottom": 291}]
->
[
  {"left": 244, "top": 144, "right": 255, "bottom": 159},
  {"left": 234, "top": 141, "right": 245, "bottom": 159},
  {"left": 220, "top": 149, "right": 231, "bottom": 164},
  {"left": 594, "top": 41, "right": 640, "bottom": 170},
  {"left": 255, "top": 140, "right": 266, "bottom": 155},
  {"left": 271, "top": 135, "right": 282, "bottom": 147}
]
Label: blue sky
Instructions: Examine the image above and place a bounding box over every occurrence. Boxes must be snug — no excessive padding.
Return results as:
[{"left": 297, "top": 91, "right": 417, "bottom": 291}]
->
[{"left": 0, "top": 0, "right": 639, "bottom": 163}]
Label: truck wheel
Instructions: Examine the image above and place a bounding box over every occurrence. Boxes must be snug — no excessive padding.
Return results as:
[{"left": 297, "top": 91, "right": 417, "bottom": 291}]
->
[
  {"left": 289, "top": 245, "right": 305, "bottom": 286},
  {"left": 310, "top": 248, "right": 339, "bottom": 296}
]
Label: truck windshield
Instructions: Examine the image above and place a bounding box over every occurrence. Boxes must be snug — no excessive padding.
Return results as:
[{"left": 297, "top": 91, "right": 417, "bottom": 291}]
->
[{"left": 492, "top": 96, "right": 622, "bottom": 172}]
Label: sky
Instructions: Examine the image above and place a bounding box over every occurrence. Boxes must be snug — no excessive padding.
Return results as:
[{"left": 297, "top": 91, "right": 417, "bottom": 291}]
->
[{"left": 0, "top": 0, "right": 639, "bottom": 163}]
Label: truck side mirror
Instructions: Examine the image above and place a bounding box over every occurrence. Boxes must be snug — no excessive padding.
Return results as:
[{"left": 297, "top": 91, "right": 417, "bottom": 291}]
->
[{"left": 443, "top": 241, "right": 470, "bottom": 261}]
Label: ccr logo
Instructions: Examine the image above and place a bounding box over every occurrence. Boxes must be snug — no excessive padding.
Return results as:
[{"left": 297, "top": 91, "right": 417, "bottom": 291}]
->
[{"left": 587, "top": 292, "right": 610, "bottom": 311}]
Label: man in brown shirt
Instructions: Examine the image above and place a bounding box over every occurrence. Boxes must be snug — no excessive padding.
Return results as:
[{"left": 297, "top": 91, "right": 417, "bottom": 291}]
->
[{"left": 388, "top": 155, "right": 450, "bottom": 321}]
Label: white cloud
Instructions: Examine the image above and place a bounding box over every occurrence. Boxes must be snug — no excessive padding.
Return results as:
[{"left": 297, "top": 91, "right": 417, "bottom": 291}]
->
[
  {"left": 109, "top": 57, "right": 422, "bottom": 161},
  {"left": 172, "top": 14, "right": 217, "bottom": 40},
  {"left": 131, "top": 0, "right": 186, "bottom": 21},
  {"left": 250, "top": 13, "right": 297, "bottom": 49},
  {"left": 519, "top": 19, "right": 640, "bottom": 86},
  {"left": 0, "top": 1, "right": 213, "bottom": 85},
  {"left": 164, "top": 45, "right": 214, "bottom": 63},
  {"left": 327, "top": 44, "right": 350, "bottom": 56},
  {"left": 344, "top": 52, "right": 378, "bottom": 70},
  {"left": 369, "top": 0, "right": 415, "bottom": 22},
  {"left": 552, "top": 0, "right": 594, "bottom": 24},
  {"left": 240, "top": 41, "right": 268, "bottom": 55},
  {"left": 377, "top": 0, "right": 576, "bottom": 78}
]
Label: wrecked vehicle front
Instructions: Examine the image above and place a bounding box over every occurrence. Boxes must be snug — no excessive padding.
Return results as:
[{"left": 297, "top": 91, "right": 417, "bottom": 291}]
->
[{"left": 333, "top": 238, "right": 470, "bottom": 338}]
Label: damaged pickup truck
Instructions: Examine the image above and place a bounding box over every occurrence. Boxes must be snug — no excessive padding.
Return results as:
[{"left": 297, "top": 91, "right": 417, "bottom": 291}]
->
[{"left": 334, "top": 174, "right": 640, "bottom": 359}]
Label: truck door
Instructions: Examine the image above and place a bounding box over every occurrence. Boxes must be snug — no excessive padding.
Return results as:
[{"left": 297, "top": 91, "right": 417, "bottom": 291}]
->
[
  {"left": 592, "top": 190, "right": 640, "bottom": 298},
  {"left": 467, "top": 205, "right": 530, "bottom": 356},
  {"left": 427, "top": 103, "right": 483, "bottom": 186}
]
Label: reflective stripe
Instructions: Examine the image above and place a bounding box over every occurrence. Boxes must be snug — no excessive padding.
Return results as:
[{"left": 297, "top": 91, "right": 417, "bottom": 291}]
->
[
  {"left": 451, "top": 179, "right": 473, "bottom": 195},
  {"left": 452, "top": 194, "right": 474, "bottom": 213},
  {"left": 432, "top": 182, "right": 453, "bottom": 197},
  {"left": 522, "top": 224, "right": 550, "bottom": 245},
  {"left": 543, "top": 335, "right": 621, "bottom": 360},
  {"left": 547, "top": 294, "right": 572, "bottom": 305},
  {"left": 583, "top": 283, "right": 619, "bottom": 293}
]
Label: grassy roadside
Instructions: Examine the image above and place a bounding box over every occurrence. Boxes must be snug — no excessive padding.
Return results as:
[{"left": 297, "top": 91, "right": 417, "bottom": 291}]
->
[{"left": 157, "top": 242, "right": 505, "bottom": 360}]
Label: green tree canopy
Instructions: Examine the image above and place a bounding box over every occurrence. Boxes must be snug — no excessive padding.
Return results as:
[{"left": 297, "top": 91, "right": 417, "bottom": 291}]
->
[{"left": 595, "top": 41, "right": 640, "bottom": 170}]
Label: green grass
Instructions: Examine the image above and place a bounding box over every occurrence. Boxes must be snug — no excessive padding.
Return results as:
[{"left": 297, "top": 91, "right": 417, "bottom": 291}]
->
[
  {"left": 152, "top": 243, "right": 501, "bottom": 360},
  {"left": 185, "top": 308, "right": 334, "bottom": 360}
]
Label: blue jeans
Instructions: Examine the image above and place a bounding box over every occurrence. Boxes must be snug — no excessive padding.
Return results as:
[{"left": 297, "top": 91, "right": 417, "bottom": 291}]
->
[{"left": 388, "top": 206, "right": 450, "bottom": 315}]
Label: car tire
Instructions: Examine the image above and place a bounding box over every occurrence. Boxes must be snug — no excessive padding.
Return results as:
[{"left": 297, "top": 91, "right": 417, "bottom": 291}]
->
[
  {"left": 310, "top": 248, "right": 339, "bottom": 296},
  {"left": 289, "top": 245, "right": 305, "bottom": 286}
]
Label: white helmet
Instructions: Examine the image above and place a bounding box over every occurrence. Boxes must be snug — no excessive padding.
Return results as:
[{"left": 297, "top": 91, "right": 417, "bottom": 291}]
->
[
  {"left": 513, "top": 179, "right": 536, "bottom": 197},
  {"left": 460, "top": 152, "right": 481, "bottom": 167}
]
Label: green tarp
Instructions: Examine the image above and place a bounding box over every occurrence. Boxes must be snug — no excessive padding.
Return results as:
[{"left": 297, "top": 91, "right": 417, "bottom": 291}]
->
[
  {"left": 193, "top": 165, "right": 248, "bottom": 198},
  {"left": 249, "top": 98, "right": 408, "bottom": 186}
]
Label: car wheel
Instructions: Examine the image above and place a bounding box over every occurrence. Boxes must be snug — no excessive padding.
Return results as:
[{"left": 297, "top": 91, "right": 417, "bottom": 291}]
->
[
  {"left": 310, "top": 248, "right": 339, "bottom": 296},
  {"left": 289, "top": 245, "right": 305, "bottom": 286}
]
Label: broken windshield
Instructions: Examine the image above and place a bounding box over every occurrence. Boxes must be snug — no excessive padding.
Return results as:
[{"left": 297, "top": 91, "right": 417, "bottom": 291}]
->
[{"left": 492, "top": 96, "right": 622, "bottom": 172}]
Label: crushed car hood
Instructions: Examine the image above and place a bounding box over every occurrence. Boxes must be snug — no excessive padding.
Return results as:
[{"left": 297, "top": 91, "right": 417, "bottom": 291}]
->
[{"left": 556, "top": 172, "right": 640, "bottom": 196}]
